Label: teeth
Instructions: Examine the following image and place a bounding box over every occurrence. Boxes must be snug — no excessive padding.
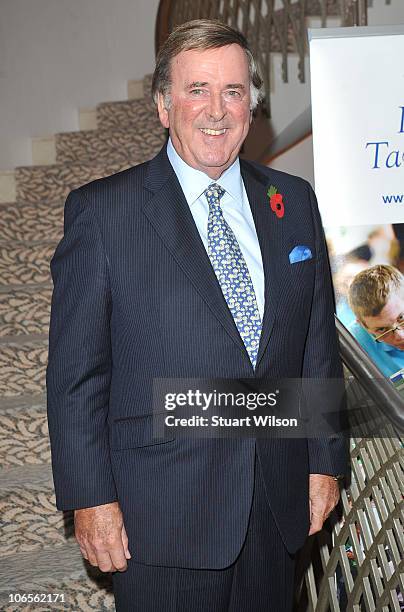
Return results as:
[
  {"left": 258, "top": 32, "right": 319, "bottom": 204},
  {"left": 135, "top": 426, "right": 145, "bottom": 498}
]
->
[{"left": 200, "top": 128, "right": 226, "bottom": 135}]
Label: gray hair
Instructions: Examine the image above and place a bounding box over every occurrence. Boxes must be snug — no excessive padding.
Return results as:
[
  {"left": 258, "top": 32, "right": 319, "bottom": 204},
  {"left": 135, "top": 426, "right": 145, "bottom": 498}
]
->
[{"left": 152, "top": 19, "right": 263, "bottom": 111}]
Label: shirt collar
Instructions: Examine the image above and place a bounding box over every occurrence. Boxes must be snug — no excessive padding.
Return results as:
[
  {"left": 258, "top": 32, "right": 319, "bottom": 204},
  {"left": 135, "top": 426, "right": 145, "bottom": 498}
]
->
[
  {"left": 363, "top": 326, "right": 403, "bottom": 355},
  {"left": 167, "top": 138, "right": 244, "bottom": 207},
  {"left": 379, "top": 340, "right": 403, "bottom": 356}
]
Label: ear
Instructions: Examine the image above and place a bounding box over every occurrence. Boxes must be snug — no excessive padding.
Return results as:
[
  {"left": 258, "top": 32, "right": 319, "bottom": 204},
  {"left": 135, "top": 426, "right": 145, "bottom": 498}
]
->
[{"left": 157, "top": 93, "right": 170, "bottom": 129}]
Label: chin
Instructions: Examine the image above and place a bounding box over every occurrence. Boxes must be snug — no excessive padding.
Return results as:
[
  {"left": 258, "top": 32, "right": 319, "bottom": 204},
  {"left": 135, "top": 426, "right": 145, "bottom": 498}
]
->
[{"left": 200, "top": 154, "right": 232, "bottom": 169}]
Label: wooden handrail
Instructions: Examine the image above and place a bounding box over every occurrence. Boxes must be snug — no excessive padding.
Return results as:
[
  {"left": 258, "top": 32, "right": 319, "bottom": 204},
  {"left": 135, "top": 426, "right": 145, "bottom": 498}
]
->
[{"left": 155, "top": 0, "right": 173, "bottom": 58}]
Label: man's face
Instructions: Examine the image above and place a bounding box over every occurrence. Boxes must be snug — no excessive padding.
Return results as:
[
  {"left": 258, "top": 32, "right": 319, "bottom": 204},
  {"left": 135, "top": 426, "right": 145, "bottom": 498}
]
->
[
  {"left": 361, "top": 290, "right": 404, "bottom": 350},
  {"left": 157, "top": 44, "right": 252, "bottom": 180}
]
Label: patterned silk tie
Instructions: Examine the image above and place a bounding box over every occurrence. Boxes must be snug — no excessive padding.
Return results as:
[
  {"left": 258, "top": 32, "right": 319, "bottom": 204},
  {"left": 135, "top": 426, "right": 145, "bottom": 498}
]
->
[{"left": 205, "top": 183, "right": 262, "bottom": 368}]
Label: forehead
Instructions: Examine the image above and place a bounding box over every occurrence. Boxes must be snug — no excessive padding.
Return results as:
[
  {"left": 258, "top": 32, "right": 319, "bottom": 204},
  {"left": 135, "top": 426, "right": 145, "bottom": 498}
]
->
[
  {"left": 170, "top": 44, "right": 249, "bottom": 84},
  {"left": 364, "top": 290, "right": 404, "bottom": 328}
]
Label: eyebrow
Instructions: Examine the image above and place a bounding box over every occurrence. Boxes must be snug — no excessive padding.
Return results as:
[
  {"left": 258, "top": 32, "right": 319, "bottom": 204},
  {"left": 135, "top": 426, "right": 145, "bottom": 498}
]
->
[
  {"left": 186, "top": 82, "right": 246, "bottom": 90},
  {"left": 371, "top": 312, "right": 404, "bottom": 332},
  {"left": 186, "top": 81, "right": 208, "bottom": 89}
]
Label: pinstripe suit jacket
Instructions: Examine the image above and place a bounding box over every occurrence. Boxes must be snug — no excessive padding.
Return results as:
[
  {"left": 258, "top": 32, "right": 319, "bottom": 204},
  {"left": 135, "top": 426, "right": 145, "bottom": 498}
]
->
[{"left": 46, "top": 144, "right": 347, "bottom": 568}]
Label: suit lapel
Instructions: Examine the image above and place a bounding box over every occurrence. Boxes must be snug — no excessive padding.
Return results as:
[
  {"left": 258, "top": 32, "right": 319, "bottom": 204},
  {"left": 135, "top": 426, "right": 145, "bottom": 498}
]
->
[
  {"left": 142, "top": 147, "right": 248, "bottom": 357},
  {"left": 241, "top": 160, "right": 283, "bottom": 368}
]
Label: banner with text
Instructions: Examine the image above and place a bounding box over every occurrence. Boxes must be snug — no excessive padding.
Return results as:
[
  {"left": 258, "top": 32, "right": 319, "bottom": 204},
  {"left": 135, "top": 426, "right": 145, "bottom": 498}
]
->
[{"left": 309, "top": 26, "right": 404, "bottom": 387}]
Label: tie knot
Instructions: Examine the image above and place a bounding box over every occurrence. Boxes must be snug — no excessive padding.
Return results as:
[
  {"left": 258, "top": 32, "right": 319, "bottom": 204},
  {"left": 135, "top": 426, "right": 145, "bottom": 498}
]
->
[{"left": 204, "top": 183, "right": 225, "bottom": 206}]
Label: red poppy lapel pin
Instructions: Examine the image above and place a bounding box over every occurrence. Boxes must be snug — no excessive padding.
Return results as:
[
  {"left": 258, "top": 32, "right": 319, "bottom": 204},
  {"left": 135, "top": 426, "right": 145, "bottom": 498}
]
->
[{"left": 267, "top": 185, "right": 284, "bottom": 219}]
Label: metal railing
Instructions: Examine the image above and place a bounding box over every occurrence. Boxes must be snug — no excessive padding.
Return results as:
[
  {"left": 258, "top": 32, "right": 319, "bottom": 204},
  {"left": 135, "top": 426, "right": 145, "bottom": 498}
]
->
[
  {"left": 297, "top": 432, "right": 403, "bottom": 610},
  {"left": 155, "top": 0, "right": 369, "bottom": 116},
  {"left": 295, "top": 322, "right": 403, "bottom": 611},
  {"left": 336, "top": 319, "right": 404, "bottom": 435}
]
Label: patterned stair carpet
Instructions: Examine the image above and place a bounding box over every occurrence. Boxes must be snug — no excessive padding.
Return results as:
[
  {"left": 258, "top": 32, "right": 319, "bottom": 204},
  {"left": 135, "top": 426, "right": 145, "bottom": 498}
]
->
[{"left": 0, "top": 74, "right": 165, "bottom": 610}]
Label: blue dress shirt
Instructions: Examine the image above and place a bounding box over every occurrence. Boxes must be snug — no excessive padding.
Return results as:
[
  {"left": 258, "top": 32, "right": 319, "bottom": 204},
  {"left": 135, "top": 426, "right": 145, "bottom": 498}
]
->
[{"left": 167, "top": 138, "right": 265, "bottom": 320}]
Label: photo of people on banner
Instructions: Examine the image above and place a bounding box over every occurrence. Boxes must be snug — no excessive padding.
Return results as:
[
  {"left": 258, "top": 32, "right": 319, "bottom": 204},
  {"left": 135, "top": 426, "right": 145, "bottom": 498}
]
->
[{"left": 326, "top": 224, "right": 404, "bottom": 385}]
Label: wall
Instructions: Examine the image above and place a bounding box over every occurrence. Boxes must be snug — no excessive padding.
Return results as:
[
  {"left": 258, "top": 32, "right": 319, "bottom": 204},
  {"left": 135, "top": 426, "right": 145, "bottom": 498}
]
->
[
  {"left": 270, "top": 135, "right": 315, "bottom": 186},
  {"left": 0, "top": 0, "right": 160, "bottom": 169},
  {"left": 0, "top": 0, "right": 402, "bottom": 171}
]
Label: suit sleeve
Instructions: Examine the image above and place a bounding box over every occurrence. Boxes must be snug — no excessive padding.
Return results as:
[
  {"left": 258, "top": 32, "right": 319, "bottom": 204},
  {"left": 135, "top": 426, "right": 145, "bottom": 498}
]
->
[
  {"left": 302, "top": 183, "right": 349, "bottom": 477},
  {"left": 46, "top": 189, "right": 117, "bottom": 511}
]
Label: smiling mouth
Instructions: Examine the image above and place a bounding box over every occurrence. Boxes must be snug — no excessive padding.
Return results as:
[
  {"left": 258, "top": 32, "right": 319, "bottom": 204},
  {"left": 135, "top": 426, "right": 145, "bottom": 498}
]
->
[{"left": 199, "top": 128, "right": 227, "bottom": 136}]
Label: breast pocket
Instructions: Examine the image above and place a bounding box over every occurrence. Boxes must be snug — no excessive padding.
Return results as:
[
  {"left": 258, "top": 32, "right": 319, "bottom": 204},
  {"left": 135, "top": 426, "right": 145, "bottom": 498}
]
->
[
  {"left": 289, "top": 256, "right": 315, "bottom": 269},
  {"left": 278, "top": 249, "right": 316, "bottom": 328}
]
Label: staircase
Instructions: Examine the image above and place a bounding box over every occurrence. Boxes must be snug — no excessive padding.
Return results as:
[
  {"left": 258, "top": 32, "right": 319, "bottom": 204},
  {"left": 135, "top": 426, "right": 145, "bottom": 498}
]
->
[
  {"left": 1, "top": 2, "right": 401, "bottom": 607},
  {"left": 0, "top": 74, "right": 165, "bottom": 610}
]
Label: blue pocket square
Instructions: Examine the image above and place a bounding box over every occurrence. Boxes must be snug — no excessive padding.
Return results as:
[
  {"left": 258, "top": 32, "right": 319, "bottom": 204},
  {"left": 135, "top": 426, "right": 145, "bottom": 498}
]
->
[{"left": 289, "top": 245, "right": 312, "bottom": 264}]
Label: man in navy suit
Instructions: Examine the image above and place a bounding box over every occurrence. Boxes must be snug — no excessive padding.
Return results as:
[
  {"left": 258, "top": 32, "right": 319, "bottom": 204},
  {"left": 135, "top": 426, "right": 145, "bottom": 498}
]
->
[{"left": 47, "top": 19, "right": 347, "bottom": 611}]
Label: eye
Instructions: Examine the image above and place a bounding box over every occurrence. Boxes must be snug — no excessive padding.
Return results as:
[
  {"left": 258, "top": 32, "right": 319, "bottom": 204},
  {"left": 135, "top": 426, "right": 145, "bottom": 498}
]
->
[
  {"left": 190, "top": 89, "right": 205, "bottom": 96},
  {"left": 226, "top": 90, "right": 241, "bottom": 98}
]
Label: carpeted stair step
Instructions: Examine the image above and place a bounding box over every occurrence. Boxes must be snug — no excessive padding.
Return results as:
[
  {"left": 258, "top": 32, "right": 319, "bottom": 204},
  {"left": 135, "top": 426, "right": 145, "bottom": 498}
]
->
[
  {"left": 127, "top": 72, "right": 153, "bottom": 101},
  {"left": 141, "top": 73, "right": 153, "bottom": 100},
  {"left": 0, "top": 201, "right": 63, "bottom": 244},
  {"left": 15, "top": 158, "right": 143, "bottom": 205},
  {"left": 96, "top": 97, "right": 160, "bottom": 131},
  {"left": 1, "top": 462, "right": 51, "bottom": 491},
  {"left": 0, "top": 548, "right": 114, "bottom": 610},
  {"left": 0, "top": 337, "right": 48, "bottom": 397},
  {"left": 0, "top": 398, "right": 49, "bottom": 467},
  {"left": 0, "top": 397, "right": 114, "bottom": 609},
  {"left": 0, "top": 172, "right": 16, "bottom": 204},
  {"left": 0, "top": 286, "right": 52, "bottom": 337},
  {"left": 0, "top": 392, "right": 46, "bottom": 413},
  {"left": 0, "top": 71, "right": 162, "bottom": 611},
  {"left": 0, "top": 243, "right": 55, "bottom": 287},
  {"left": 0, "top": 466, "right": 114, "bottom": 609},
  {"left": 0, "top": 479, "right": 72, "bottom": 558},
  {"left": 55, "top": 125, "right": 165, "bottom": 165}
]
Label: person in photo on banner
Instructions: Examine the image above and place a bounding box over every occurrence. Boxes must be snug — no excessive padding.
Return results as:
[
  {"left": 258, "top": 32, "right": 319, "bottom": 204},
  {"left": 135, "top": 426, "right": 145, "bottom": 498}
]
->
[
  {"left": 46, "top": 19, "right": 347, "bottom": 611},
  {"left": 348, "top": 264, "right": 404, "bottom": 379}
]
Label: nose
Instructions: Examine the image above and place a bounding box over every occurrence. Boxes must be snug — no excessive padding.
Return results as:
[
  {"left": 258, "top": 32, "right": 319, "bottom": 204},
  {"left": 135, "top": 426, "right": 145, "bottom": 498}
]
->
[
  {"left": 207, "top": 93, "right": 226, "bottom": 121},
  {"left": 393, "top": 326, "right": 404, "bottom": 338}
]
